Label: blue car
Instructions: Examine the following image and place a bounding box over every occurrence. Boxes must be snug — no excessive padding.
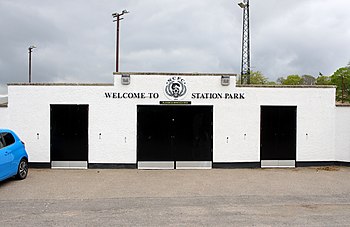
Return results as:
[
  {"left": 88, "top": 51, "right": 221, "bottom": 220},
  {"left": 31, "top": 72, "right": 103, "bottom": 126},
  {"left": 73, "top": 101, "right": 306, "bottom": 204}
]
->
[{"left": 0, "top": 129, "right": 28, "bottom": 181}]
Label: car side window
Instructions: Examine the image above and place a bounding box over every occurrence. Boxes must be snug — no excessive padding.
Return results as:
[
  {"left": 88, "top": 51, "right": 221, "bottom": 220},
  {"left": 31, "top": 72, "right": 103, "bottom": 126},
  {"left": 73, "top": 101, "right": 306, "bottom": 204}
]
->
[
  {"left": 2, "top": 132, "right": 15, "bottom": 147},
  {"left": 0, "top": 135, "right": 4, "bottom": 149}
]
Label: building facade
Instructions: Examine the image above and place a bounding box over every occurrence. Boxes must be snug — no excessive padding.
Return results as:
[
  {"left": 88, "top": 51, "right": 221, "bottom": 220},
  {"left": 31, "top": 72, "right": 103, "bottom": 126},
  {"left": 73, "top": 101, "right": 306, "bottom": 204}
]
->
[{"left": 0, "top": 72, "right": 349, "bottom": 169}]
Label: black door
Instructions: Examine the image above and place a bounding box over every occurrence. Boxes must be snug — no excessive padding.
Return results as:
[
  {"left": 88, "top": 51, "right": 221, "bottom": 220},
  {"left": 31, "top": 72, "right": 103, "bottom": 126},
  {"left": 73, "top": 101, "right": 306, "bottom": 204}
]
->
[
  {"left": 174, "top": 107, "right": 212, "bottom": 162},
  {"left": 260, "top": 106, "right": 296, "bottom": 160},
  {"left": 137, "top": 106, "right": 213, "bottom": 164},
  {"left": 137, "top": 106, "right": 173, "bottom": 162},
  {"left": 51, "top": 105, "right": 88, "bottom": 162}
]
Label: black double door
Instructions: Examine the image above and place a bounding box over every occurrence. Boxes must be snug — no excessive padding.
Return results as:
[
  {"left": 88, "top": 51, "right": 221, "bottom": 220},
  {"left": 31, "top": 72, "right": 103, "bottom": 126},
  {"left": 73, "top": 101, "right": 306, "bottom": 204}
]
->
[
  {"left": 50, "top": 105, "right": 88, "bottom": 163},
  {"left": 137, "top": 106, "right": 213, "bottom": 164},
  {"left": 260, "top": 106, "right": 296, "bottom": 161}
]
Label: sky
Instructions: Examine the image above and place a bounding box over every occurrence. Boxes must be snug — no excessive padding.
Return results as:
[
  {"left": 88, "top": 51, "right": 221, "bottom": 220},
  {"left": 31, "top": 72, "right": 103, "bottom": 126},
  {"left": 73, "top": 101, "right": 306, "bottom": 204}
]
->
[{"left": 0, "top": 0, "right": 350, "bottom": 94}]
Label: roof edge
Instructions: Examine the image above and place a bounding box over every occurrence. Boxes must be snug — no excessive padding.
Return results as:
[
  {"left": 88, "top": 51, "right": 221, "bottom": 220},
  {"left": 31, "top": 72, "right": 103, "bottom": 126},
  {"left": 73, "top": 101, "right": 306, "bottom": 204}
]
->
[
  {"left": 237, "top": 85, "right": 336, "bottom": 88},
  {"left": 8, "top": 83, "right": 114, "bottom": 86},
  {"left": 336, "top": 102, "right": 350, "bottom": 107},
  {"left": 113, "top": 72, "right": 238, "bottom": 76}
]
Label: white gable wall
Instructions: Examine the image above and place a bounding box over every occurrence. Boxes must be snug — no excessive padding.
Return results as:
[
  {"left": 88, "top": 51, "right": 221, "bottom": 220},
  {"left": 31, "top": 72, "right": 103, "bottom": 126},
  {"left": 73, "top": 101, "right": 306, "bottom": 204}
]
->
[{"left": 335, "top": 107, "right": 350, "bottom": 162}]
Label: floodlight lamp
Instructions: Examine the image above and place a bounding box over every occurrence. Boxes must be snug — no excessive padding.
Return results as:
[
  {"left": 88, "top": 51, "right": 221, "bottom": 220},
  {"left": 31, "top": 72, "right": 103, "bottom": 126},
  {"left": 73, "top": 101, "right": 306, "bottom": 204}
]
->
[
  {"left": 29, "top": 45, "right": 36, "bottom": 50},
  {"left": 238, "top": 2, "right": 246, "bottom": 8},
  {"left": 122, "top": 10, "right": 129, "bottom": 14}
]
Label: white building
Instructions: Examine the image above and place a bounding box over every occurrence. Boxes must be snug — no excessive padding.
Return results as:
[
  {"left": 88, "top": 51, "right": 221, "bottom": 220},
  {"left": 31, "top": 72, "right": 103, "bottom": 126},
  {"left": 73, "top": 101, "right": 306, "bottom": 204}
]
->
[{"left": 0, "top": 72, "right": 349, "bottom": 169}]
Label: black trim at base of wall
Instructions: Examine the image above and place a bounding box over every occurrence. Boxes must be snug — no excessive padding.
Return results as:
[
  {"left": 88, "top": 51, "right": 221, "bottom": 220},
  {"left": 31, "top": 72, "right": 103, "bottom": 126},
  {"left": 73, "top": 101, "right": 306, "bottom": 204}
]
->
[
  {"left": 213, "top": 162, "right": 350, "bottom": 168},
  {"left": 88, "top": 163, "right": 137, "bottom": 169},
  {"left": 28, "top": 162, "right": 349, "bottom": 169},
  {"left": 296, "top": 161, "right": 350, "bottom": 167},
  {"left": 29, "top": 162, "right": 51, "bottom": 168},
  {"left": 213, "top": 162, "right": 261, "bottom": 168},
  {"left": 337, "top": 162, "right": 350, "bottom": 167}
]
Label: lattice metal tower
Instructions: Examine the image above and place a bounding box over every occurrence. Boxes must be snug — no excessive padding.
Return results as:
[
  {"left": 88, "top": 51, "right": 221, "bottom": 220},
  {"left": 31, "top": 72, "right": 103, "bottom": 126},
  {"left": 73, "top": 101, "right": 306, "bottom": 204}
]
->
[{"left": 238, "top": 0, "right": 251, "bottom": 84}]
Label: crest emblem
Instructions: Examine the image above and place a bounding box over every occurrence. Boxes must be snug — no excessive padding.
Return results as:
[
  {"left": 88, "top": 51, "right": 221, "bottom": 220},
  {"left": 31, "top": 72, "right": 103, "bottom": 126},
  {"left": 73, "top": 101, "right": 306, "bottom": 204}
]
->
[{"left": 164, "top": 77, "right": 187, "bottom": 100}]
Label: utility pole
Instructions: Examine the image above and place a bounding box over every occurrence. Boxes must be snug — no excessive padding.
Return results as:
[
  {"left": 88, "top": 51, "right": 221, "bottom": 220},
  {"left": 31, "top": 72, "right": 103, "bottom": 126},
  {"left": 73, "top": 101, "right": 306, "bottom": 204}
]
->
[
  {"left": 238, "top": 0, "right": 251, "bottom": 84},
  {"left": 112, "top": 10, "right": 129, "bottom": 72},
  {"left": 28, "top": 45, "right": 36, "bottom": 83}
]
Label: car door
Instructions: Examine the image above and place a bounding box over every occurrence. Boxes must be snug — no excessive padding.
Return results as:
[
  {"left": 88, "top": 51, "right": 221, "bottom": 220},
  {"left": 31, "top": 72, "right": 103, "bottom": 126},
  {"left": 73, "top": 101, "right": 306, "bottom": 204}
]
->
[
  {"left": 2, "top": 132, "right": 18, "bottom": 175},
  {"left": 0, "top": 133, "right": 13, "bottom": 180}
]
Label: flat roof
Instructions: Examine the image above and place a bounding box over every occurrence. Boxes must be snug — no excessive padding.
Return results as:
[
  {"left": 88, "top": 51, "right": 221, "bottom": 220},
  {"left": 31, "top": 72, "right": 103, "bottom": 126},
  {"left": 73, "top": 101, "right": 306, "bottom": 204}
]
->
[
  {"left": 8, "top": 83, "right": 114, "bottom": 86},
  {"left": 236, "top": 84, "right": 336, "bottom": 88},
  {"left": 7, "top": 72, "right": 336, "bottom": 89},
  {"left": 336, "top": 102, "right": 350, "bottom": 107},
  {"left": 7, "top": 83, "right": 336, "bottom": 89},
  {"left": 113, "top": 72, "right": 238, "bottom": 76}
]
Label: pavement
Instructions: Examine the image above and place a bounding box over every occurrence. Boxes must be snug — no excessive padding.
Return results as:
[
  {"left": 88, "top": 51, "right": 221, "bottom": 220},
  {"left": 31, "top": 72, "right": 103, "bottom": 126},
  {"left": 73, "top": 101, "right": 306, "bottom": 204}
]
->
[{"left": 0, "top": 167, "right": 350, "bottom": 226}]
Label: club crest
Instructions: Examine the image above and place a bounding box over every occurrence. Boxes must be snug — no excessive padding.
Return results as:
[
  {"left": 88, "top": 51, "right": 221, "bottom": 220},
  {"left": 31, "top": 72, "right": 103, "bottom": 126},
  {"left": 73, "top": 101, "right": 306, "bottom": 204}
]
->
[{"left": 164, "top": 77, "right": 187, "bottom": 100}]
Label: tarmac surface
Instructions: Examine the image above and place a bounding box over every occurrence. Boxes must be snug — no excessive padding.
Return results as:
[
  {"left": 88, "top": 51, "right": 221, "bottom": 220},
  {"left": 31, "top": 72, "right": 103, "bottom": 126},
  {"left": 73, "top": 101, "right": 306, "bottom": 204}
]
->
[{"left": 0, "top": 167, "right": 349, "bottom": 226}]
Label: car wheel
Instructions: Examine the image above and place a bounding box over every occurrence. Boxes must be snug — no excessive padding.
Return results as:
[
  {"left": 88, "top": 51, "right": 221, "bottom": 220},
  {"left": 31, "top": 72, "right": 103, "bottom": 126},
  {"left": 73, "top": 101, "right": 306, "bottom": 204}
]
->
[{"left": 16, "top": 159, "right": 28, "bottom": 180}]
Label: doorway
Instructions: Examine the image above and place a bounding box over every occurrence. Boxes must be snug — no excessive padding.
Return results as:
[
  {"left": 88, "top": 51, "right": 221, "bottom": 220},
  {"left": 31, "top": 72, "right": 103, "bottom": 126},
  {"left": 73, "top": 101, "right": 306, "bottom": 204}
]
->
[
  {"left": 50, "top": 105, "right": 88, "bottom": 169},
  {"left": 137, "top": 105, "right": 213, "bottom": 169},
  {"left": 260, "top": 106, "right": 296, "bottom": 168}
]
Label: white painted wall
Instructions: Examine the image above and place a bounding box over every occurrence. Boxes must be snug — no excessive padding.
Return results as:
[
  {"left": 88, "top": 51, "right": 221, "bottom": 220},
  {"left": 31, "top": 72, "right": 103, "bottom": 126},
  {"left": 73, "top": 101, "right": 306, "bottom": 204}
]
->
[
  {"left": 214, "top": 87, "right": 336, "bottom": 162},
  {"left": 335, "top": 107, "right": 350, "bottom": 162},
  {"left": 6, "top": 74, "right": 342, "bottom": 164},
  {"left": 0, "top": 107, "right": 9, "bottom": 128}
]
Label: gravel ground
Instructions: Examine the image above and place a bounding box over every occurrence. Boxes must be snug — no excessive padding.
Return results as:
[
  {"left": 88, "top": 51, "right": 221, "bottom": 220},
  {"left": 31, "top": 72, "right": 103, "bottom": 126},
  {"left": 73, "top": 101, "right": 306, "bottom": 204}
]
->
[{"left": 0, "top": 167, "right": 349, "bottom": 226}]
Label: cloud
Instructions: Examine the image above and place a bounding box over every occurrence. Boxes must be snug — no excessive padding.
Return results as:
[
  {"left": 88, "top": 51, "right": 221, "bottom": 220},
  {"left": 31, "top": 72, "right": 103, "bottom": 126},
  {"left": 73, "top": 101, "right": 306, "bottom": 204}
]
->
[
  {"left": 252, "top": 0, "right": 350, "bottom": 77},
  {"left": 0, "top": 0, "right": 349, "bottom": 93}
]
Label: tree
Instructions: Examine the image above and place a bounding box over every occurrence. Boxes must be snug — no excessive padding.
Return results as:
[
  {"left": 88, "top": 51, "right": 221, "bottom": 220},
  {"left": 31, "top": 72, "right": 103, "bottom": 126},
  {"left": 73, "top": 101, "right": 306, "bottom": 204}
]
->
[
  {"left": 249, "top": 71, "right": 269, "bottom": 85},
  {"left": 331, "top": 66, "right": 350, "bottom": 103},
  {"left": 301, "top": 75, "right": 316, "bottom": 85},
  {"left": 276, "top": 77, "right": 285, "bottom": 85},
  {"left": 315, "top": 75, "right": 332, "bottom": 85},
  {"left": 282, "top": 75, "right": 303, "bottom": 85},
  {"left": 237, "top": 71, "right": 274, "bottom": 85}
]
